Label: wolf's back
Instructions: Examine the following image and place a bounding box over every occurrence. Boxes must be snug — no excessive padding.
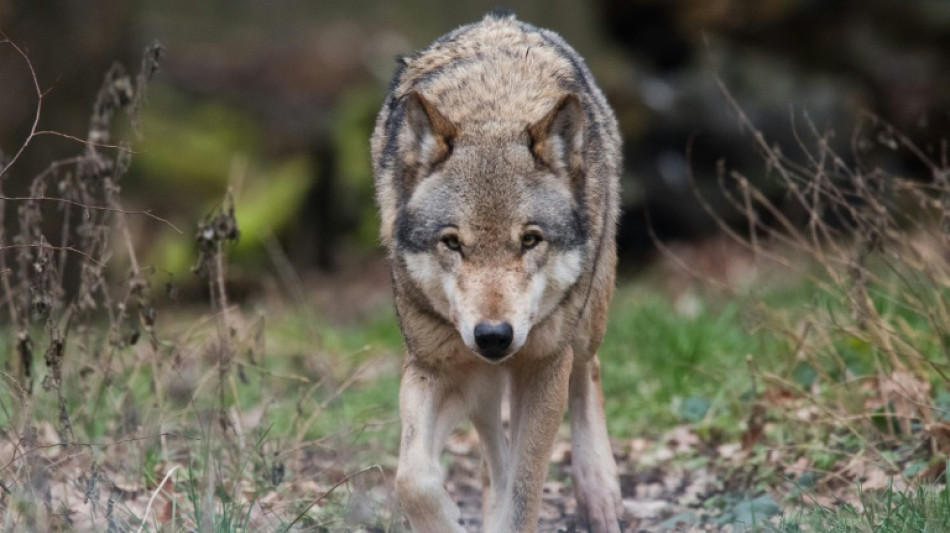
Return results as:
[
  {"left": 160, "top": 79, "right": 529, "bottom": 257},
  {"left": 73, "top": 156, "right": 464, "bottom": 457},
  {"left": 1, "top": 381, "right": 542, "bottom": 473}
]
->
[{"left": 372, "top": 11, "right": 621, "bottom": 247}]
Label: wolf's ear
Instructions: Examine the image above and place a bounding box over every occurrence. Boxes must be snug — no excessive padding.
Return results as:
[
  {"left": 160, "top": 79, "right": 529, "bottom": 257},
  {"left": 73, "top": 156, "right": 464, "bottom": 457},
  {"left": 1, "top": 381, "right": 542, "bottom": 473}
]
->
[
  {"left": 405, "top": 91, "right": 458, "bottom": 169},
  {"left": 528, "top": 93, "right": 584, "bottom": 180}
]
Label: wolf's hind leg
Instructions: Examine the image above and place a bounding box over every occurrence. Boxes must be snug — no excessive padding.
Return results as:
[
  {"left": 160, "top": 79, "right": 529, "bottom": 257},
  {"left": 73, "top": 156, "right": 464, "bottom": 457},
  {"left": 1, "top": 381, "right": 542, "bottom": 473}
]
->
[
  {"left": 569, "top": 356, "right": 623, "bottom": 533},
  {"left": 395, "top": 365, "right": 467, "bottom": 533}
]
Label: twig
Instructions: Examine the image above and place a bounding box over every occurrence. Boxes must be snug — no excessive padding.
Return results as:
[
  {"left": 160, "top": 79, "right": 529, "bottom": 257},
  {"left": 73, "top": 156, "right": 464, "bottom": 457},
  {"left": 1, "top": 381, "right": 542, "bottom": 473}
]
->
[
  {"left": 758, "top": 371, "right": 900, "bottom": 472},
  {"left": 33, "top": 130, "right": 136, "bottom": 152},
  {"left": 0, "top": 195, "right": 181, "bottom": 233},
  {"left": 0, "top": 192, "right": 21, "bottom": 337},
  {"left": 0, "top": 34, "right": 43, "bottom": 180},
  {"left": 0, "top": 371, "right": 28, "bottom": 403},
  {"left": 280, "top": 465, "right": 383, "bottom": 533},
  {"left": 0, "top": 432, "right": 197, "bottom": 473},
  {"left": 0, "top": 243, "right": 106, "bottom": 268},
  {"left": 235, "top": 360, "right": 312, "bottom": 383},
  {"left": 294, "top": 352, "right": 380, "bottom": 445},
  {"left": 135, "top": 465, "right": 180, "bottom": 533}
]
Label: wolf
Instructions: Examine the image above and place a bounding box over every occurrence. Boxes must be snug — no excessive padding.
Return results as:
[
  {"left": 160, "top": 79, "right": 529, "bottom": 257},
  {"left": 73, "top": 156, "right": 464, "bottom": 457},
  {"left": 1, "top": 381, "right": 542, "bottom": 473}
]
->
[{"left": 371, "top": 11, "right": 623, "bottom": 533}]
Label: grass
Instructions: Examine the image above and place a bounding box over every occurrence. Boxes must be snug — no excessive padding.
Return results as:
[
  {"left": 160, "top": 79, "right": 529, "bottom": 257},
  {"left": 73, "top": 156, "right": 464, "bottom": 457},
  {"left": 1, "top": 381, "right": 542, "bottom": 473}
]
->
[
  {"left": 1, "top": 271, "right": 757, "bottom": 529},
  {"left": 779, "top": 479, "right": 950, "bottom": 532},
  {"left": 600, "top": 281, "right": 784, "bottom": 438},
  {"left": 3, "top": 252, "right": 947, "bottom": 531},
  {"left": 3, "top": 257, "right": 949, "bottom": 531}
]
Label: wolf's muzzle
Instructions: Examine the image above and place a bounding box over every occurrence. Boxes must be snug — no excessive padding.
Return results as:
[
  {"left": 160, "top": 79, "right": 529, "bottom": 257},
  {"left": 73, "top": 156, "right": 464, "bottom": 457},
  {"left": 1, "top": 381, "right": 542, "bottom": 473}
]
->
[{"left": 473, "top": 321, "right": 514, "bottom": 360}]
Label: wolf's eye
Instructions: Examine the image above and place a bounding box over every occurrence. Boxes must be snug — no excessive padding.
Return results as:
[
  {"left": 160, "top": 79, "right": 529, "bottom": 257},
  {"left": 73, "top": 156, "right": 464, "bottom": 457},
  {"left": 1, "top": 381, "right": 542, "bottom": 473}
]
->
[
  {"left": 521, "top": 233, "right": 542, "bottom": 250},
  {"left": 441, "top": 234, "right": 462, "bottom": 252}
]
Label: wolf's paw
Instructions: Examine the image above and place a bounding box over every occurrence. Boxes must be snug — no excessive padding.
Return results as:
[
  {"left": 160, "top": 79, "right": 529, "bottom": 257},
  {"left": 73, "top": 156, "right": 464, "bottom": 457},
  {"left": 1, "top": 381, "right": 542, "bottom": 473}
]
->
[{"left": 575, "top": 478, "right": 623, "bottom": 533}]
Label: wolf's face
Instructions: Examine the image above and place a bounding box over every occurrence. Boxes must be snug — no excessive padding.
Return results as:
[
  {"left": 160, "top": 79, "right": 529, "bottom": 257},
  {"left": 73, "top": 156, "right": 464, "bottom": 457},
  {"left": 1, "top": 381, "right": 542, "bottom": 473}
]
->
[{"left": 394, "top": 93, "right": 588, "bottom": 362}]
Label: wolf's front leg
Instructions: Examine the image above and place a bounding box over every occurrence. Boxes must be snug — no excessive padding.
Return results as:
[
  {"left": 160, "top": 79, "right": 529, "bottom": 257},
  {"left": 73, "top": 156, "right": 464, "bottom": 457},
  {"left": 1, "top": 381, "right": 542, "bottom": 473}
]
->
[
  {"left": 493, "top": 350, "right": 573, "bottom": 533},
  {"left": 569, "top": 356, "right": 623, "bottom": 533},
  {"left": 469, "top": 377, "right": 508, "bottom": 528},
  {"left": 395, "top": 364, "right": 467, "bottom": 533}
]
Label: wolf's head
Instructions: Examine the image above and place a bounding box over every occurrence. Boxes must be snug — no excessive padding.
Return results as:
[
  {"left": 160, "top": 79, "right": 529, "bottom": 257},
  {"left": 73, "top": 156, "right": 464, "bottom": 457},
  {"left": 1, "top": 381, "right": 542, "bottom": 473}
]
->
[{"left": 393, "top": 92, "right": 589, "bottom": 362}]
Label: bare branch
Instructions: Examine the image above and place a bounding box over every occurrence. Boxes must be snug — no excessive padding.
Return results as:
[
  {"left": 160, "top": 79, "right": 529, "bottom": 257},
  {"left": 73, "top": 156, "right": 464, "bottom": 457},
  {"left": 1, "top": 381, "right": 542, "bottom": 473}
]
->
[
  {"left": 0, "top": 34, "right": 44, "bottom": 180},
  {"left": 281, "top": 465, "right": 384, "bottom": 533},
  {"left": 0, "top": 243, "right": 106, "bottom": 268},
  {"left": 0, "top": 195, "right": 182, "bottom": 233},
  {"left": 33, "top": 130, "right": 136, "bottom": 152}
]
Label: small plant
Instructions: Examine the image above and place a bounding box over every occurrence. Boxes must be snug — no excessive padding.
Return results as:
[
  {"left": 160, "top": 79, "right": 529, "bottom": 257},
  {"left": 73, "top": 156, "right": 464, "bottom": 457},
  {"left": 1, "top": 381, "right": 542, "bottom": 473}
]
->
[
  {"left": 0, "top": 35, "right": 394, "bottom": 532},
  {"left": 1, "top": 36, "right": 168, "bottom": 529},
  {"left": 0, "top": 39, "right": 209, "bottom": 533},
  {"left": 656, "top": 78, "right": 950, "bottom": 523}
]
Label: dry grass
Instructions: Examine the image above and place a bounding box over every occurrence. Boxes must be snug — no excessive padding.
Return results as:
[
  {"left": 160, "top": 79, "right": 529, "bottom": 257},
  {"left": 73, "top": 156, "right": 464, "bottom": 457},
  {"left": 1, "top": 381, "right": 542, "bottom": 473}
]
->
[
  {"left": 0, "top": 39, "right": 398, "bottom": 533},
  {"left": 652, "top": 75, "right": 950, "bottom": 520}
]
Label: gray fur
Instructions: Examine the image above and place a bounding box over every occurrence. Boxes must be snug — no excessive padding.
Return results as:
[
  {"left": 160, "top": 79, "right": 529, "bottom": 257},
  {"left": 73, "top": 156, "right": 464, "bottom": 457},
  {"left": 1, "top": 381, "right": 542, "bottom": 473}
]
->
[{"left": 372, "top": 12, "right": 624, "bottom": 533}]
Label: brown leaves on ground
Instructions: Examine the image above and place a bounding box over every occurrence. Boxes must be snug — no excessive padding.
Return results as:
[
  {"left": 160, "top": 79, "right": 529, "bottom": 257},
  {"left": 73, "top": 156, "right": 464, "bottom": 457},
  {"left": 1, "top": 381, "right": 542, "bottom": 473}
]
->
[{"left": 6, "top": 392, "right": 948, "bottom": 532}]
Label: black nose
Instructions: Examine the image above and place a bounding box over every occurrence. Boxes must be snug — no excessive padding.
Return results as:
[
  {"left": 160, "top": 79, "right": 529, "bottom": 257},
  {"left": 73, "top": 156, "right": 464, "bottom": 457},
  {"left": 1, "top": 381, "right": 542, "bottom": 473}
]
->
[{"left": 473, "top": 321, "right": 514, "bottom": 360}]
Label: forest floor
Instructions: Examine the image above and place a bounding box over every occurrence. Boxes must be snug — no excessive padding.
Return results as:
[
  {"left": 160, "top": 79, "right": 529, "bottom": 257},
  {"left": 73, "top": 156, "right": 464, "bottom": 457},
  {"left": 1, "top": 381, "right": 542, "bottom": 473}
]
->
[{"left": 3, "top": 244, "right": 949, "bottom": 532}]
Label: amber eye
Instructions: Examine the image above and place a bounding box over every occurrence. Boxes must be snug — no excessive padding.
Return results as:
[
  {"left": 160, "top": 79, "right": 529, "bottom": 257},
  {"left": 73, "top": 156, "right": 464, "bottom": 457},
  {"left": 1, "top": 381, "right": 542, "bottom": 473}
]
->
[
  {"left": 521, "top": 233, "right": 542, "bottom": 250},
  {"left": 441, "top": 234, "right": 462, "bottom": 252}
]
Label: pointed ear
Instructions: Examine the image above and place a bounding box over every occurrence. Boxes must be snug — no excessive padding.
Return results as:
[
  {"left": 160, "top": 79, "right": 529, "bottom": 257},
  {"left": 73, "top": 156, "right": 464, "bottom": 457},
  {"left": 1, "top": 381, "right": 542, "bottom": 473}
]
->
[
  {"left": 405, "top": 91, "right": 458, "bottom": 168},
  {"left": 528, "top": 94, "right": 584, "bottom": 178}
]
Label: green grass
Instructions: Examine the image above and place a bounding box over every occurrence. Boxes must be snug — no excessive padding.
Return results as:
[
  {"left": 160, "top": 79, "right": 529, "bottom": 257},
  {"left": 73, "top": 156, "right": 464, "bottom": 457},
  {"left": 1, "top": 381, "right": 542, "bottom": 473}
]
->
[
  {"left": 778, "top": 479, "right": 950, "bottom": 532},
  {"left": 600, "top": 282, "right": 787, "bottom": 438}
]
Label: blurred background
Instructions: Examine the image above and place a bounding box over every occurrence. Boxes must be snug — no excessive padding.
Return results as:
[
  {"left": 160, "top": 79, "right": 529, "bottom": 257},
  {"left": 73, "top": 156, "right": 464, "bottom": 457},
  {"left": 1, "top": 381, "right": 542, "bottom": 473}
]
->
[{"left": 3, "top": 0, "right": 949, "bottom": 309}]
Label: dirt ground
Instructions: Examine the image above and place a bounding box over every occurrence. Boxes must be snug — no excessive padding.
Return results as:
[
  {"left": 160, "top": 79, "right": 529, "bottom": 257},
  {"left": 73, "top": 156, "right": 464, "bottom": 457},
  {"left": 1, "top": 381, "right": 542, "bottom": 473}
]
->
[{"left": 441, "top": 426, "right": 780, "bottom": 533}]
